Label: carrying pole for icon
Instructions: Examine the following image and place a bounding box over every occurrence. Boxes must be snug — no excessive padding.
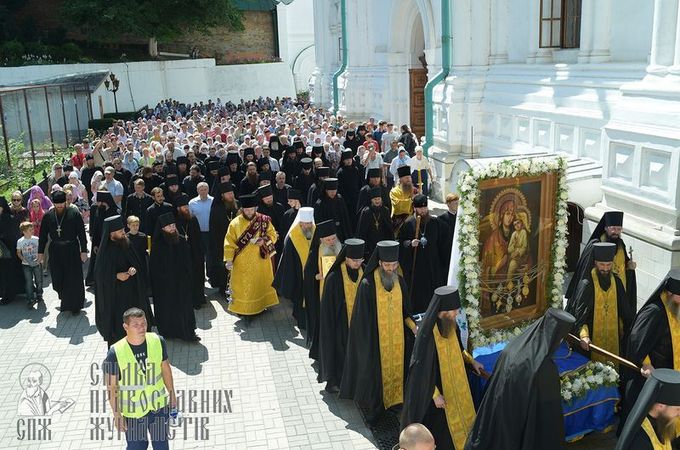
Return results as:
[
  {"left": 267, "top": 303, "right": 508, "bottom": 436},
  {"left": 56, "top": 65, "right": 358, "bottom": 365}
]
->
[
  {"left": 409, "top": 215, "right": 422, "bottom": 301},
  {"left": 567, "top": 334, "right": 640, "bottom": 371}
]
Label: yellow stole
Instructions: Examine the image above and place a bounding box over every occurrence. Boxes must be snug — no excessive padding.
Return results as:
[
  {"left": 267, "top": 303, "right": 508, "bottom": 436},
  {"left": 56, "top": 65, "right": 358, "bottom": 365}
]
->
[
  {"left": 374, "top": 270, "right": 405, "bottom": 409},
  {"left": 591, "top": 268, "right": 619, "bottom": 362},
  {"left": 289, "top": 225, "right": 313, "bottom": 269},
  {"left": 433, "top": 326, "right": 476, "bottom": 450},
  {"left": 340, "top": 264, "right": 363, "bottom": 325},
  {"left": 602, "top": 235, "right": 627, "bottom": 290},
  {"left": 661, "top": 291, "right": 680, "bottom": 370},
  {"left": 318, "top": 254, "right": 336, "bottom": 298},
  {"left": 641, "top": 417, "right": 672, "bottom": 450}
]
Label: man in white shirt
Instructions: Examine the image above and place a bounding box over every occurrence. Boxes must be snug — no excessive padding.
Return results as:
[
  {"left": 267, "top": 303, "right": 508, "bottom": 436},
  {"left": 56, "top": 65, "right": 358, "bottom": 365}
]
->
[
  {"left": 389, "top": 147, "right": 411, "bottom": 180},
  {"left": 188, "top": 182, "right": 214, "bottom": 271}
]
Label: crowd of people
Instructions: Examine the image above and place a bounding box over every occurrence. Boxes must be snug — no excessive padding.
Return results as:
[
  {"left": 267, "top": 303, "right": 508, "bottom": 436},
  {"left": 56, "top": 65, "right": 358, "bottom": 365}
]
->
[{"left": 1, "top": 95, "right": 678, "bottom": 450}]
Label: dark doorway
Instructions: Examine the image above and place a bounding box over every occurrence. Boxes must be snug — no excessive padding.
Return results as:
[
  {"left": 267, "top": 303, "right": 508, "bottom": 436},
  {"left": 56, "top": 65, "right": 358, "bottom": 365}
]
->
[{"left": 409, "top": 68, "right": 427, "bottom": 140}]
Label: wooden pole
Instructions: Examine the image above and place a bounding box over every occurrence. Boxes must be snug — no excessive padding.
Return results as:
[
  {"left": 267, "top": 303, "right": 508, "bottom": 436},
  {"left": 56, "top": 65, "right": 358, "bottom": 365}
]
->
[{"left": 567, "top": 333, "right": 640, "bottom": 371}]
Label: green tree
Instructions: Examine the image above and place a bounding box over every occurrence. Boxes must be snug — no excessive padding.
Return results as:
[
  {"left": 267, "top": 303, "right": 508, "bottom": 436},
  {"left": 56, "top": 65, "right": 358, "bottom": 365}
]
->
[{"left": 61, "top": 0, "right": 243, "bottom": 46}]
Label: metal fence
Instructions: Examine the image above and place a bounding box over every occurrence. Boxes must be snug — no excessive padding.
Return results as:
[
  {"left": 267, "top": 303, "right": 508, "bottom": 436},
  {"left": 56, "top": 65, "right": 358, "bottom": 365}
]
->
[{"left": 0, "top": 82, "right": 92, "bottom": 169}]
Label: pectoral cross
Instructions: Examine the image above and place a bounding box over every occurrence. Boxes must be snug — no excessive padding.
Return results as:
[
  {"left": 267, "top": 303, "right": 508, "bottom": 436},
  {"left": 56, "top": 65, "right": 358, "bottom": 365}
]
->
[{"left": 57, "top": 226, "right": 62, "bottom": 237}]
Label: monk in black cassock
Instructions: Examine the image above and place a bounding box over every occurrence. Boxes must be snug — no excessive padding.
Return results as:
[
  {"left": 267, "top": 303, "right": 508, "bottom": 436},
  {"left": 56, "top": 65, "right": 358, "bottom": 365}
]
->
[
  {"left": 616, "top": 368, "right": 680, "bottom": 450},
  {"left": 313, "top": 178, "right": 353, "bottom": 242},
  {"left": 304, "top": 220, "right": 341, "bottom": 361},
  {"left": 318, "top": 238, "right": 365, "bottom": 392},
  {"left": 86, "top": 191, "right": 118, "bottom": 286},
  {"left": 336, "top": 150, "right": 362, "bottom": 228},
  {"left": 208, "top": 182, "right": 239, "bottom": 294},
  {"left": 144, "top": 187, "right": 173, "bottom": 235},
  {"left": 149, "top": 213, "right": 199, "bottom": 342},
  {"left": 307, "top": 166, "right": 330, "bottom": 207},
  {"left": 568, "top": 242, "right": 633, "bottom": 362},
  {"left": 566, "top": 210, "right": 637, "bottom": 310},
  {"left": 283, "top": 147, "right": 303, "bottom": 187},
  {"left": 402, "top": 287, "right": 484, "bottom": 450},
  {"left": 340, "top": 240, "right": 417, "bottom": 421},
  {"left": 293, "top": 157, "right": 314, "bottom": 205},
  {"left": 622, "top": 270, "right": 680, "bottom": 433},
  {"left": 356, "top": 168, "right": 391, "bottom": 214},
  {"left": 437, "top": 193, "right": 459, "bottom": 276},
  {"left": 257, "top": 184, "right": 285, "bottom": 256},
  {"left": 125, "top": 215, "right": 150, "bottom": 294},
  {"left": 356, "top": 187, "right": 394, "bottom": 259},
  {"left": 464, "top": 308, "right": 575, "bottom": 450},
  {"left": 38, "top": 191, "right": 87, "bottom": 315},
  {"left": 94, "top": 215, "right": 153, "bottom": 347},
  {"left": 279, "top": 189, "right": 302, "bottom": 239},
  {"left": 0, "top": 197, "right": 23, "bottom": 304},
  {"left": 398, "top": 194, "right": 448, "bottom": 314},
  {"left": 272, "top": 207, "right": 315, "bottom": 330},
  {"left": 175, "top": 196, "right": 206, "bottom": 309}
]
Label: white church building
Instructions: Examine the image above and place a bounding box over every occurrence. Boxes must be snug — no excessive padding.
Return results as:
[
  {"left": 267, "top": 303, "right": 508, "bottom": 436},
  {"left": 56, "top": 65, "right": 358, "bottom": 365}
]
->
[{"left": 310, "top": 0, "right": 680, "bottom": 303}]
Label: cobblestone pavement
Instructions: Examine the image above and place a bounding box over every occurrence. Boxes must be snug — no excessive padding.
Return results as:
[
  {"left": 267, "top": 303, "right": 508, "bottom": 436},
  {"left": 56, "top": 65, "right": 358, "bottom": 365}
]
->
[{"left": 0, "top": 239, "right": 615, "bottom": 449}]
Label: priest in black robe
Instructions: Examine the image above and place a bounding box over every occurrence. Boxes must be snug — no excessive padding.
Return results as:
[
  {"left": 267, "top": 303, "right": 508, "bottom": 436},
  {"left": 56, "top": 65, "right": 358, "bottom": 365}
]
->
[
  {"left": 307, "top": 166, "right": 330, "bottom": 207},
  {"left": 313, "top": 178, "right": 353, "bottom": 242},
  {"left": 464, "top": 308, "right": 576, "bottom": 450},
  {"left": 94, "top": 215, "right": 153, "bottom": 347},
  {"left": 208, "top": 182, "right": 239, "bottom": 294},
  {"left": 257, "top": 184, "right": 285, "bottom": 254},
  {"left": 437, "top": 192, "right": 459, "bottom": 276},
  {"left": 149, "top": 213, "right": 199, "bottom": 342},
  {"left": 402, "top": 287, "right": 484, "bottom": 450},
  {"left": 144, "top": 187, "right": 173, "bottom": 235},
  {"left": 318, "top": 239, "right": 365, "bottom": 392},
  {"left": 356, "top": 168, "right": 391, "bottom": 214},
  {"left": 398, "top": 194, "right": 448, "bottom": 314},
  {"left": 566, "top": 210, "right": 637, "bottom": 310},
  {"left": 622, "top": 270, "right": 680, "bottom": 431},
  {"left": 86, "top": 191, "right": 118, "bottom": 286},
  {"left": 336, "top": 150, "right": 362, "bottom": 228},
  {"left": 175, "top": 196, "right": 207, "bottom": 309},
  {"left": 356, "top": 187, "right": 394, "bottom": 259},
  {"left": 282, "top": 147, "right": 302, "bottom": 186},
  {"left": 273, "top": 207, "right": 315, "bottom": 330},
  {"left": 304, "top": 220, "right": 342, "bottom": 361},
  {"left": 279, "top": 189, "right": 302, "bottom": 239},
  {"left": 339, "top": 240, "right": 417, "bottom": 421},
  {"left": 0, "top": 197, "right": 23, "bottom": 304},
  {"left": 38, "top": 191, "right": 88, "bottom": 314},
  {"left": 568, "top": 242, "right": 633, "bottom": 361},
  {"left": 125, "top": 215, "right": 150, "bottom": 294},
  {"left": 292, "top": 157, "right": 314, "bottom": 204}
]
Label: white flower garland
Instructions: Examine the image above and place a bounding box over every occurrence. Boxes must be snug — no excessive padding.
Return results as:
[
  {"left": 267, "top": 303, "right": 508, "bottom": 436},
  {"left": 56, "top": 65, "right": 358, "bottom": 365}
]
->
[
  {"left": 457, "top": 156, "right": 569, "bottom": 348},
  {"left": 560, "top": 361, "right": 620, "bottom": 403}
]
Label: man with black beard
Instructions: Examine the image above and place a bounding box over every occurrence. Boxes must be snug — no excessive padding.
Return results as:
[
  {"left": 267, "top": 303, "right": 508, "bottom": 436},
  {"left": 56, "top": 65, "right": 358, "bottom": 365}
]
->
[
  {"left": 282, "top": 146, "right": 301, "bottom": 186},
  {"left": 336, "top": 150, "right": 362, "bottom": 228},
  {"left": 144, "top": 187, "right": 173, "bottom": 235},
  {"left": 566, "top": 210, "right": 637, "bottom": 309},
  {"left": 94, "top": 215, "right": 153, "bottom": 347},
  {"left": 569, "top": 242, "right": 633, "bottom": 362},
  {"left": 175, "top": 196, "right": 206, "bottom": 309},
  {"left": 86, "top": 191, "right": 118, "bottom": 286},
  {"left": 257, "top": 184, "right": 286, "bottom": 257},
  {"left": 149, "top": 213, "right": 199, "bottom": 342},
  {"left": 303, "top": 220, "right": 342, "bottom": 361},
  {"left": 208, "top": 182, "right": 240, "bottom": 295},
  {"left": 356, "top": 168, "right": 391, "bottom": 214},
  {"left": 239, "top": 162, "right": 259, "bottom": 197},
  {"left": 340, "top": 240, "right": 417, "bottom": 421},
  {"left": 313, "top": 178, "right": 353, "bottom": 242},
  {"left": 273, "top": 207, "right": 315, "bottom": 330},
  {"left": 402, "top": 287, "right": 484, "bottom": 449},
  {"left": 293, "top": 157, "right": 314, "bottom": 205},
  {"left": 398, "top": 194, "right": 448, "bottom": 314},
  {"left": 356, "top": 187, "right": 394, "bottom": 259},
  {"left": 38, "top": 191, "right": 88, "bottom": 315},
  {"left": 307, "top": 166, "right": 330, "bottom": 207},
  {"left": 390, "top": 165, "right": 415, "bottom": 235},
  {"left": 210, "top": 166, "right": 231, "bottom": 198}
]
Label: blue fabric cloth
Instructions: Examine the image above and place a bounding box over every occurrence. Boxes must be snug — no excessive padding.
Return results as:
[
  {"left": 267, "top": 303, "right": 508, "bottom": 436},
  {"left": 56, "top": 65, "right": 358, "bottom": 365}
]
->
[{"left": 470, "top": 341, "right": 619, "bottom": 441}]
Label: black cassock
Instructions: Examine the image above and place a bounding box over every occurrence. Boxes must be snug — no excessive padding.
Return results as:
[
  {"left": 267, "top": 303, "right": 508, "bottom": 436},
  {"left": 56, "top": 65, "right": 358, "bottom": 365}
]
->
[
  {"left": 339, "top": 272, "right": 414, "bottom": 420},
  {"left": 0, "top": 206, "right": 24, "bottom": 300},
  {"left": 86, "top": 205, "right": 117, "bottom": 285},
  {"left": 336, "top": 164, "right": 362, "bottom": 227},
  {"left": 464, "top": 308, "right": 574, "bottom": 450},
  {"left": 127, "top": 232, "right": 150, "bottom": 294},
  {"left": 207, "top": 200, "right": 239, "bottom": 290},
  {"left": 318, "top": 256, "right": 362, "bottom": 388},
  {"left": 437, "top": 211, "right": 457, "bottom": 274},
  {"left": 314, "top": 194, "right": 353, "bottom": 242},
  {"left": 293, "top": 172, "right": 314, "bottom": 205},
  {"left": 279, "top": 207, "right": 298, "bottom": 241},
  {"left": 398, "top": 215, "right": 447, "bottom": 314},
  {"left": 38, "top": 207, "right": 87, "bottom": 312},
  {"left": 356, "top": 205, "right": 394, "bottom": 259},
  {"left": 149, "top": 226, "right": 197, "bottom": 340},
  {"left": 272, "top": 235, "right": 307, "bottom": 329},
  {"left": 356, "top": 184, "right": 391, "bottom": 215},
  {"left": 303, "top": 239, "right": 324, "bottom": 360},
  {"left": 177, "top": 215, "right": 206, "bottom": 308},
  {"left": 144, "top": 202, "right": 173, "bottom": 235},
  {"left": 258, "top": 201, "right": 286, "bottom": 255},
  {"left": 94, "top": 226, "right": 153, "bottom": 346}
]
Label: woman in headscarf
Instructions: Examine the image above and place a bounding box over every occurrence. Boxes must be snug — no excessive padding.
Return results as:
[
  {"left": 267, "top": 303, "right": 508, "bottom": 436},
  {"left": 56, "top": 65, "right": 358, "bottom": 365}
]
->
[
  {"left": 29, "top": 199, "right": 45, "bottom": 237},
  {"left": 28, "top": 186, "right": 52, "bottom": 212},
  {"left": 90, "top": 171, "right": 103, "bottom": 204}
]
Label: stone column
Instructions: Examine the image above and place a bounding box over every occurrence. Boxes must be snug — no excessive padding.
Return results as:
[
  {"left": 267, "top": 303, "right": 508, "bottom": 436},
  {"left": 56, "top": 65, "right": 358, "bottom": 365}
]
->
[
  {"left": 579, "top": 0, "right": 612, "bottom": 63},
  {"left": 648, "top": 0, "right": 679, "bottom": 73},
  {"left": 670, "top": 3, "right": 680, "bottom": 74},
  {"left": 490, "top": 0, "right": 508, "bottom": 64},
  {"left": 526, "top": 0, "right": 552, "bottom": 63}
]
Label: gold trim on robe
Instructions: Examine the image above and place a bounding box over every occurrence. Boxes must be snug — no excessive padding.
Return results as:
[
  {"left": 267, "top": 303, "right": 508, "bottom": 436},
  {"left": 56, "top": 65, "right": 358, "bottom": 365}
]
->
[
  {"left": 318, "top": 255, "right": 336, "bottom": 298},
  {"left": 591, "top": 268, "right": 619, "bottom": 363},
  {"left": 641, "top": 417, "right": 672, "bottom": 450},
  {"left": 601, "top": 234, "right": 627, "bottom": 290},
  {"left": 289, "top": 224, "right": 313, "bottom": 269},
  {"left": 661, "top": 291, "right": 680, "bottom": 370},
  {"left": 374, "top": 270, "right": 405, "bottom": 409},
  {"left": 340, "top": 264, "right": 363, "bottom": 325},
  {"left": 433, "top": 325, "right": 476, "bottom": 450}
]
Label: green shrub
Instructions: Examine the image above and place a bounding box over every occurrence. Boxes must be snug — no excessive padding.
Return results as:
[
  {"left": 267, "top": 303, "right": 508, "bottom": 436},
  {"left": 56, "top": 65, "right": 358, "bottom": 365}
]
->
[{"left": 0, "top": 40, "right": 24, "bottom": 66}]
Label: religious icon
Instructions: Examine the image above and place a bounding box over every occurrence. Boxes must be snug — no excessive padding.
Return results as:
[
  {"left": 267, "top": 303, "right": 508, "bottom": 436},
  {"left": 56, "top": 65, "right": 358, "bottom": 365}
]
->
[{"left": 476, "top": 172, "right": 558, "bottom": 330}]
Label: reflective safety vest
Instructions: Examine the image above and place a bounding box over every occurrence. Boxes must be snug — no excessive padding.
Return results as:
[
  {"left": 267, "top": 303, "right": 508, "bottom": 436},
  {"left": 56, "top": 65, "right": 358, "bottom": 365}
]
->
[{"left": 113, "top": 332, "right": 168, "bottom": 418}]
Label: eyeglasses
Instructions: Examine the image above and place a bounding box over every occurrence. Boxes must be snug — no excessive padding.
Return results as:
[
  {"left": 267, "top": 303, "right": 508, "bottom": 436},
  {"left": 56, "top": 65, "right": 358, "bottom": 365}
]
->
[{"left": 12, "top": 198, "right": 22, "bottom": 202}]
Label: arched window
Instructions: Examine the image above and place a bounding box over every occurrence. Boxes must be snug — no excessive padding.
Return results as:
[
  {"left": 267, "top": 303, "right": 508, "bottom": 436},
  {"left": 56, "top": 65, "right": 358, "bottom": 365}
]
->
[{"left": 540, "top": 0, "right": 582, "bottom": 48}]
